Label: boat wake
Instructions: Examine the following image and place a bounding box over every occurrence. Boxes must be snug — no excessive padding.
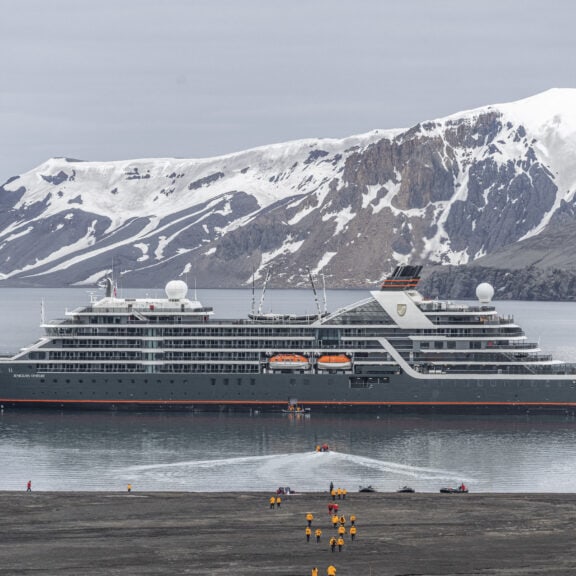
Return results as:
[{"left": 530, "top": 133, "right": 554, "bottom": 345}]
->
[{"left": 117, "top": 450, "right": 475, "bottom": 492}]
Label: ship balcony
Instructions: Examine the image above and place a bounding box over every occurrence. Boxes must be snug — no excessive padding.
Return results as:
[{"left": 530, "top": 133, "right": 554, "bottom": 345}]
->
[
  {"left": 413, "top": 364, "right": 576, "bottom": 376},
  {"left": 410, "top": 352, "right": 554, "bottom": 363}
]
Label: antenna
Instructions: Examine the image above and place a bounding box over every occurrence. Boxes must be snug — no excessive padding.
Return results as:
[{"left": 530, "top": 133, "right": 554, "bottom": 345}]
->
[
  {"left": 321, "top": 272, "right": 328, "bottom": 314},
  {"left": 40, "top": 298, "right": 45, "bottom": 325},
  {"left": 257, "top": 268, "right": 271, "bottom": 315},
  {"left": 307, "top": 267, "right": 322, "bottom": 320},
  {"left": 194, "top": 277, "right": 197, "bottom": 301},
  {"left": 251, "top": 263, "right": 256, "bottom": 316}
]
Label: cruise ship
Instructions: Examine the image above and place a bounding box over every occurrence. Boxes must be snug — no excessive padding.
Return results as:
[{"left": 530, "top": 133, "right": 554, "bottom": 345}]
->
[{"left": 1, "top": 265, "right": 576, "bottom": 413}]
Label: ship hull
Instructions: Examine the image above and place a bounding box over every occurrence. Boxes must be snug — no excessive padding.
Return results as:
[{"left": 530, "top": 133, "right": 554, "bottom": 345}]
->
[{"left": 1, "top": 367, "right": 576, "bottom": 415}]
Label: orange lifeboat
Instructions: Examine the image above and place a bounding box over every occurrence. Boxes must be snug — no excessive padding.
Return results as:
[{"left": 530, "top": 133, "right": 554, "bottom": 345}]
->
[
  {"left": 317, "top": 354, "right": 352, "bottom": 371},
  {"left": 269, "top": 353, "right": 310, "bottom": 371}
]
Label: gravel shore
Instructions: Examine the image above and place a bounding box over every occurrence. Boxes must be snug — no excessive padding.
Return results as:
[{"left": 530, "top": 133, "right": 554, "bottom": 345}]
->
[{"left": 1, "top": 491, "right": 576, "bottom": 575}]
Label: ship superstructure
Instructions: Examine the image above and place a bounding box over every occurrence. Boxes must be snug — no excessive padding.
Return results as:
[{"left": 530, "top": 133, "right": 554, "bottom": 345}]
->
[{"left": 1, "top": 267, "right": 575, "bottom": 413}]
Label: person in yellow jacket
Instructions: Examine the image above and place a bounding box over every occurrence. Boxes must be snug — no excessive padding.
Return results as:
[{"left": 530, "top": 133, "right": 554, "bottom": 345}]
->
[
  {"left": 350, "top": 525, "right": 357, "bottom": 541},
  {"left": 275, "top": 495, "right": 282, "bottom": 508},
  {"left": 350, "top": 514, "right": 356, "bottom": 525},
  {"left": 312, "top": 568, "right": 318, "bottom": 576},
  {"left": 329, "top": 536, "right": 337, "bottom": 552},
  {"left": 337, "top": 487, "right": 343, "bottom": 499},
  {"left": 337, "top": 525, "right": 346, "bottom": 537},
  {"left": 327, "top": 565, "right": 337, "bottom": 576},
  {"left": 305, "top": 526, "right": 312, "bottom": 542},
  {"left": 306, "top": 512, "right": 314, "bottom": 526},
  {"left": 269, "top": 496, "right": 276, "bottom": 509},
  {"left": 337, "top": 536, "right": 344, "bottom": 551},
  {"left": 342, "top": 488, "right": 347, "bottom": 499},
  {"left": 330, "top": 488, "right": 336, "bottom": 501},
  {"left": 331, "top": 514, "right": 339, "bottom": 528},
  {"left": 338, "top": 515, "right": 346, "bottom": 526},
  {"left": 315, "top": 528, "right": 322, "bottom": 543}
]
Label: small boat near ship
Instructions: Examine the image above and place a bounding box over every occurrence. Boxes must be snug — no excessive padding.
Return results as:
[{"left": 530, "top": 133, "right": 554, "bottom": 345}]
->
[
  {"left": 282, "top": 404, "right": 310, "bottom": 415},
  {"left": 359, "top": 485, "right": 377, "bottom": 493},
  {"left": 396, "top": 486, "right": 415, "bottom": 493},
  {"left": 440, "top": 484, "right": 468, "bottom": 494}
]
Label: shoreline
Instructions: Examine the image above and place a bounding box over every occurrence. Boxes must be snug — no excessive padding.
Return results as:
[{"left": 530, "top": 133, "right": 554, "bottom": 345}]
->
[{"left": 1, "top": 491, "right": 575, "bottom": 575}]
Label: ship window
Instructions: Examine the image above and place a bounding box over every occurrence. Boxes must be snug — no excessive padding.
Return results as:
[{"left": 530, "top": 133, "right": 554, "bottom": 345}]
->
[
  {"left": 224, "top": 379, "right": 229, "bottom": 385},
  {"left": 250, "top": 379, "right": 255, "bottom": 385},
  {"left": 237, "top": 379, "right": 242, "bottom": 385},
  {"left": 211, "top": 378, "right": 216, "bottom": 385},
  {"left": 434, "top": 342, "right": 443, "bottom": 349}
]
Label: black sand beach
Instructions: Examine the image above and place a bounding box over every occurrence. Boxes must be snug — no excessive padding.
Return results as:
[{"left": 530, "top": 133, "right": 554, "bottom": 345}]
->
[{"left": 1, "top": 491, "right": 575, "bottom": 575}]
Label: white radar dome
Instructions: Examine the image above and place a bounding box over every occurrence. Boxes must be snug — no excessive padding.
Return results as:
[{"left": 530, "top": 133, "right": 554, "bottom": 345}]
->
[
  {"left": 476, "top": 282, "right": 494, "bottom": 304},
  {"left": 165, "top": 280, "right": 188, "bottom": 300}
]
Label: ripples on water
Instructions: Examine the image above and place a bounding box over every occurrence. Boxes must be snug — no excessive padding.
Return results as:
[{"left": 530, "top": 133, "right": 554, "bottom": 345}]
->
[{"left": 1, "top": 411, "right": 576, "bottom": 493}]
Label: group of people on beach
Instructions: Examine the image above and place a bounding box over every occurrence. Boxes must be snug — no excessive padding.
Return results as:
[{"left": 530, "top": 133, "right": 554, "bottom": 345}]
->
[
  {"left": 268, "top": 480, "right": 358, "bottom": 574},
  {"left": 307, "top": 482, "right": 358, "bottom": 575}
]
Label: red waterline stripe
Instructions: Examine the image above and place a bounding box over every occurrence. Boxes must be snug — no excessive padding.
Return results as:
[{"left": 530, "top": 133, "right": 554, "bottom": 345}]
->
[{"left": 2, "top": 398, "right": 576, "bottom": 407}]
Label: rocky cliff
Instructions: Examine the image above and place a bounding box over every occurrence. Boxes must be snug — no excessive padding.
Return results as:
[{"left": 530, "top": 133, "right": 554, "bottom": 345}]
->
[{"left": 1, "top": 88, "right": 576, "bottom": 298}]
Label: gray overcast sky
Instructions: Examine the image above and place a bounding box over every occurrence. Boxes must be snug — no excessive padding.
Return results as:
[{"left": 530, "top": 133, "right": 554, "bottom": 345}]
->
[{"left": 1, "top": 0, "right": 574, "bottom": 182}]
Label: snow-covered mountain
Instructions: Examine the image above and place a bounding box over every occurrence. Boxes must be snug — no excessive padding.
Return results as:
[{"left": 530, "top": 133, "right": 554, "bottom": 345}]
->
[{"left": 2, "top": 88, "right": 576, "bottom": 291}]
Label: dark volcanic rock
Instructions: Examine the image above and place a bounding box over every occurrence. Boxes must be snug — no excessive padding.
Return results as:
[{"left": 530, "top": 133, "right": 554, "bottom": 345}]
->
[{"left": 1, "top": 491, "right": 576, "bottom": 576}]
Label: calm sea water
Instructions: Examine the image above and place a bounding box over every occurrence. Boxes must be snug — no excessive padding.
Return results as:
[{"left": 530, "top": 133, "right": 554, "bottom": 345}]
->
[{"left": 0, "top": 287, "right": 576, "bottom": 493}]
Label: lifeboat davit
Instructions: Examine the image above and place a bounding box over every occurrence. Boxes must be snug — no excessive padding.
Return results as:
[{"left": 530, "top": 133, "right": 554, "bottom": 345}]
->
[
  {"left": 317, "top": 354, "right": 352, "bottom": 371},
  {"left": 269, "top": 354, "right": 310, "bottom": 370}
]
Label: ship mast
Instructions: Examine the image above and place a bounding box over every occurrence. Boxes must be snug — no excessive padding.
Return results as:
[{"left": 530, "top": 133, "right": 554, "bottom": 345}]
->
[
  {"left": 307, "top": 267, "right": 323, "bottom": 320},
  {"left": 251, "top": 264, "right": 256, "bottom": 317},
  {"left": 257, "top": 268, "right": 271, "bottom": 315}
]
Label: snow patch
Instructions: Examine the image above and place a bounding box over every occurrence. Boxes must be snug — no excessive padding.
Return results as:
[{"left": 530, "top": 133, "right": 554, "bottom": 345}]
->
[{"left": 310, "top": 252, "right": 336, "bottom": 274}]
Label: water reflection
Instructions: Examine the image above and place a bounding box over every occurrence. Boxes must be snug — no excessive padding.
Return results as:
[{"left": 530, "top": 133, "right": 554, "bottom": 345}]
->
[{"left": 1, "top": 410, "right": 575, "bottom": 493}]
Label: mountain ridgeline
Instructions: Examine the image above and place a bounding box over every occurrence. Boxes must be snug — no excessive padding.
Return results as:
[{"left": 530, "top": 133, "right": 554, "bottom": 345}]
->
[{"left": 2, "top": 88, "right": 576, "bottom": 300}]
